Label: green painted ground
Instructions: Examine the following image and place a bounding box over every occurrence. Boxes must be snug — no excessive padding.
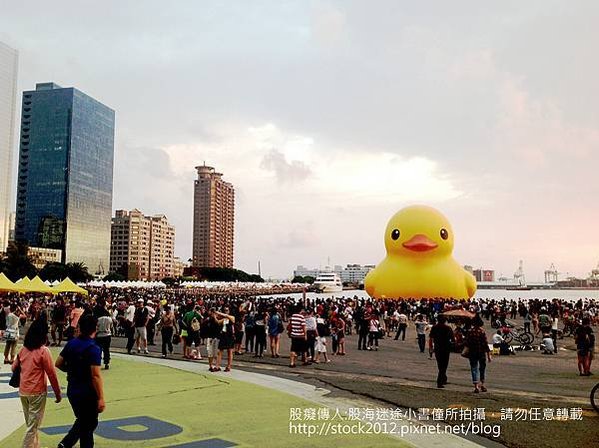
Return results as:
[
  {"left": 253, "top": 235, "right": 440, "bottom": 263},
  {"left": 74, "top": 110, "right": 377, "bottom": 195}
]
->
[{"left": 1, "top": 351, "right": 401, "bottom": 447}]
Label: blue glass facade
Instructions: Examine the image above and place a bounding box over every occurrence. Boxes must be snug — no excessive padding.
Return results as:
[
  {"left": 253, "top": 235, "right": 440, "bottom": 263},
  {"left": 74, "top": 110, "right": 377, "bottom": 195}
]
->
[{"left": 15, "top": 83, "right": 114, "bottom": 275}]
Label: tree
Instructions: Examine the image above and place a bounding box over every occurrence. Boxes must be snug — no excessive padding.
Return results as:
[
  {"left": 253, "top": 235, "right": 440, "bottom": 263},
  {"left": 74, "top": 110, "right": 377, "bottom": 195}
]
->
[
  {"left": 103, "top": 272, "right": 126, "bottom": 282},
  {"left": 292, "top": 275, "right": 315, "bottom": 284},
  {"left": 1, "top": 242, "right": 37, "bottom": 281},
  {"left": 161, "top": 277, "right": 178, "bottom": 287},
  {"left": 39, "top": 262, "right": 69, "bottom": 281},
  {"left": 66, "top": 262, "right": 93, "bottom": 283},
  {"left": 193, "top": 267, "right": 264, "bottom": 282}
]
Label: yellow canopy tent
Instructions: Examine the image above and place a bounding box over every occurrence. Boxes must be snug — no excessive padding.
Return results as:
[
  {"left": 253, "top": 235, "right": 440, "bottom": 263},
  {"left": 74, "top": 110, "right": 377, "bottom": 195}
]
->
[
  {"left": 0, "top": 272, "right": 25, "bottom": 292},
  {"left": 21, "top": 276, "right": 55, "bottom": 294},
  {"left": 15, "top": 276, "right": 31, "bottom": 287},
  {"left": 52, "top": 277, "right": 88, "bottom": 296}
]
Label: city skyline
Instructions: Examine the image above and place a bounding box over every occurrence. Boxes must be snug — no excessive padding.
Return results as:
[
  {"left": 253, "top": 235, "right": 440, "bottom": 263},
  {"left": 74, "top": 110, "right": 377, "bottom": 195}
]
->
[{"left": 1, "top": 2, "right": 599, "bottom": 280}]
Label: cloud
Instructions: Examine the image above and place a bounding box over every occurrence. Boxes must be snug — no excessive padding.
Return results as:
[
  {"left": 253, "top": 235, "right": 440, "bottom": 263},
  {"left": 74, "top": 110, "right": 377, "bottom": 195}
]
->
[{"left": 260, "top": 149, "right": 312, "bottom": 184}]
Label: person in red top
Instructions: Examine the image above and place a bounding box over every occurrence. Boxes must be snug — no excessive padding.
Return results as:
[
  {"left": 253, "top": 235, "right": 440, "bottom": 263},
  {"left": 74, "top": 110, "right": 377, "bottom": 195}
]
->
[{"left": 13, "top": 318, "right": 62, "bottom": 448}]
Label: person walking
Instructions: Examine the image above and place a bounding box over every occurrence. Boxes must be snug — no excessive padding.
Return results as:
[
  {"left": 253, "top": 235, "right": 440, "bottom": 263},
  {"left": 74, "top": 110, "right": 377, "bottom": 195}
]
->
[
  {"left": 95, "top": 308, "right": 113, "bottom": 370},
  {"left": 414, "top": 314, "right": 427, "bottom": 353},
  {"left": 523, "top": 309, "right": 532, "bottom": 334},
  {"left": 159, "top": 305, "right": 176, "bottom": 358},
  {"left": 367, "top": 311, "right": 381, "bottom": 351},
  {"left": 4, "top": 303, "right": 20, "bottom": 365},
  {"left": 575, "top": 317, "right": 595, "bottom": 376},
  {"left": 314, "top": 316, "right": 331, "bottom": 364},
  {"left": 244, "top": 310, "right": 256, "bottom": 354},
  {"left": 356, "top": 307, "right": 368, "bottom": 351},
  {"left": 268, "top": 307, "right": 283, "bottom": 358},
  {"left": 429, "top": 315, "right": 454, "bottom": 388},
  {"left": 253, "top": 308, "right": 268, "bottom": 358},
  {"left": 551, "top": 312, "right": 559, "bottom": 354},
  {"left": 394, "top": 311, "right": 408, "bottom": 341},
  {"left": 55, "top": 314, "right": 105, "bottom": 448},
  {"left": 204, "top": 308, "right": 221, "bottom": 372},
  {"left": 289, "top": 305, "right": 307, "bottom": 368},
  {"left": 305, "top": 309, "right": 317, "bottom": 362},
  {"left": 464, "top": 316, "right": 492, "bottom": 393},
  {"left": 215, "top": 307, "right": 236, "bottom": 372},
  {"left": 50, "top": 297, "right": 67, "bottom": 347},
  {"left": 133, "top": 299, "right": 150, "bottom": 354},
  {"left": 123, "top": 300, "right": 136, "bottom": 354},
  {"left": 182, "top": 305, "right": 202, "bottom": 360},
  {"left": 13, "top": 318, "right": 62, "bottom": 448}
]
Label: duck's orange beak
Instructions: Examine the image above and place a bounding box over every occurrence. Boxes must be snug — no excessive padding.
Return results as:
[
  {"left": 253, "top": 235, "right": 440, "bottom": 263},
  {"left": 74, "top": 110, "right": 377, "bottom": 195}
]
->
[{"left": 402, "top": 234, "right": 438, "bottom": 252}]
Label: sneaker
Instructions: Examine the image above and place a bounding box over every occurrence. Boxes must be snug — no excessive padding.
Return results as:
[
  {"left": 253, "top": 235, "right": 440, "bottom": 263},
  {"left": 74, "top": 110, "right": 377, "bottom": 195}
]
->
[
  {"left": 161, "top": 354, "right": 167, "bottom": 358},
  {"left": 104, "top": 364, "right": 109, "bottom": 370},
  {"left": 137, "top": 348, "right": 141, "bottom": 353},
  {"left": 224, "top": 367, "right": 231, "bottom": 372},
  {"left": 144, "top": 349, "right": 149, "bottom": 354}
]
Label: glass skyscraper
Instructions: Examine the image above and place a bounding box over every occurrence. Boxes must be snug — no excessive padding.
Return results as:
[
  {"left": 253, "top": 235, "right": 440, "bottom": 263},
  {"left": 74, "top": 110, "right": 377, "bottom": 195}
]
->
[
  {"left": 15, "top": 82, "right": 115, "bottom": 275},
  {"left": 0, "top": 42, "right": 18, "bottom": 252}
]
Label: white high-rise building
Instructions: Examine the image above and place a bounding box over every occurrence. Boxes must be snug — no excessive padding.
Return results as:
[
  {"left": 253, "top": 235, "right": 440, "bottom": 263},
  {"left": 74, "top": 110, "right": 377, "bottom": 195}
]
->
[{"left": 0, "top": 42, "right": 18, "bottom": 252}]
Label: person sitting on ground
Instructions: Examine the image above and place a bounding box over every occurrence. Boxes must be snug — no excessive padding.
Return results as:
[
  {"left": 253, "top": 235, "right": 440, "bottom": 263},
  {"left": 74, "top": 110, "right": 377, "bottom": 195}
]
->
[{"left": 541, "top": 333, "right": 555, "bottom": 354}]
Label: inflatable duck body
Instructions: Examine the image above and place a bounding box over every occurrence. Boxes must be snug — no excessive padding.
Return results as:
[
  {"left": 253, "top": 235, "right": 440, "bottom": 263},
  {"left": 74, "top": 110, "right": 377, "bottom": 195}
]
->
[{"left": 364, "top": 205, "right": 476, "bottom": 300}]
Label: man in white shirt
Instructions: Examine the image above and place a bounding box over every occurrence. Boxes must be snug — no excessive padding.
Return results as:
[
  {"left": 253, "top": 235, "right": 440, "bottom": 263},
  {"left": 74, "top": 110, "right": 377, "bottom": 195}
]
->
[
  {"left": 394, "top": 312, "right": 409, "bottom": 341},
  {"left": 124, "top": 301, "right": 136, "bottom": 354}
]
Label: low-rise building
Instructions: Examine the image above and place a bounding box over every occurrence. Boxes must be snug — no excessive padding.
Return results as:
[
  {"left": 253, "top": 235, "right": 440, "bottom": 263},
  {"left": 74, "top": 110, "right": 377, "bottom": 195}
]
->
[
  {"left": 110, "top": 209, "right": 175, "bottom": 280},
  {"left": 28, "top": 246, "right": 62, "bottom": 270}
]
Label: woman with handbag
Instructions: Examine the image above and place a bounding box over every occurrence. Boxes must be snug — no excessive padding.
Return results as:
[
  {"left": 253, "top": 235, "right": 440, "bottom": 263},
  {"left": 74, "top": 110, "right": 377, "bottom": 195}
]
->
[
  {"left": 464, "top": 315, "right": 492, "bottom": 393},
  {"left": 4, "top": 303, "right": 20, "bottom": 364},
  {"left": 12, "top": 318, "right": 62, "bottom": 448}
]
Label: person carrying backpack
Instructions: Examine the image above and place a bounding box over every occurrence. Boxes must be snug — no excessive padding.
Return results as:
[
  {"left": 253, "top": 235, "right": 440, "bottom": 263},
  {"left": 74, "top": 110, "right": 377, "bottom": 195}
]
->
[{"left": 182, "top": 305, "right": 202, "bottom": 360}]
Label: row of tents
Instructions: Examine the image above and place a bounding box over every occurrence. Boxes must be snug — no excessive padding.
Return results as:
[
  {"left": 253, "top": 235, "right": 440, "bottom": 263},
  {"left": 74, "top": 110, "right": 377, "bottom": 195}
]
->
[
  {"left": 0, "top": 273, "right": 88, "bottom": 295},
  {"left": 86, "top": 280, "right": 167, "bottom": 289}
]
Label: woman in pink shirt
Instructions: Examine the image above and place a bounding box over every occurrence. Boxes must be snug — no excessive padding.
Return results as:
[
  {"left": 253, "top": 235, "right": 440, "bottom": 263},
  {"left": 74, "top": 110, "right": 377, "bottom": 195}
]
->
[{"left": 12, "top": 318, "right": 62, "bottom": 448}]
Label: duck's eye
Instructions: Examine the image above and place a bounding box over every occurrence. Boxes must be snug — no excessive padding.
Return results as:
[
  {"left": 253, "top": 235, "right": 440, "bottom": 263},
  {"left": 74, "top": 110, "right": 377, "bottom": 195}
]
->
[
  {"left": 440, "top": 228, "right": 449, "bottom": 240},
  {"left": 391, "top": 229, "right": 400, "bottom": 240}
]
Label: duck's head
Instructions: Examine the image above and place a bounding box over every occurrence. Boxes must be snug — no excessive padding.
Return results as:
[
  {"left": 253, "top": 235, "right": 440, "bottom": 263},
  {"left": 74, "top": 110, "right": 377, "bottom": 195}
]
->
[{"left": 384, "top": 205, "right": 454, "bottom": 258}]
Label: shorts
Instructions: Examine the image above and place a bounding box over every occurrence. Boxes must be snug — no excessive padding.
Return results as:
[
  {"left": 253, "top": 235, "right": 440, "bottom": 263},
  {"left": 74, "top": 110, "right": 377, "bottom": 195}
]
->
[
  {"left": 234, "top": 331, "right": 244, "bottom": 345},
  {"left": 186, "top": 331, "right": 200, "bottom": 346},
  {"left": 206, "top": 338, "right": 219, "bottom": 357},
  {"left": 315, "top": 337, "right": 327, "bottom": 353},
  {"left": 290, "top": 337, "right": 306, "bottom": 354},
  {"left": 218, "top": 334, "right": 235, "bottom": 350},
  {"left": 134, "top": 327, "right": 147, "bottom": 340}
]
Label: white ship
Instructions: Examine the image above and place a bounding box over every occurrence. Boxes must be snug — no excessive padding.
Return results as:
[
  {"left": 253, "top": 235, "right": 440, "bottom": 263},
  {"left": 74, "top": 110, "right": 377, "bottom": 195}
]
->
[{"left": 313, "top": 272, "right": 343, "bottom": 293}]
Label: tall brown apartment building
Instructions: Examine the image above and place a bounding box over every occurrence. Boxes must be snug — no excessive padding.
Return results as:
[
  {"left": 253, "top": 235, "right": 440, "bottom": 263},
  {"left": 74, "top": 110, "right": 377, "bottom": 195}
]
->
[
  {"left": 110, "top": 209, "right": 175, "bottom": 280},
  {"left": 192, "top": 165, "right": 234, "bottom": 268}
]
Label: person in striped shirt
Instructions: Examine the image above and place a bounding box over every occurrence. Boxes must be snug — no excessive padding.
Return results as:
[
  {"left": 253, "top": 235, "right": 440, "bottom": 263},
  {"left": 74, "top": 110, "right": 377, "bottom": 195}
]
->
[{"left": 289, "top": 305, "right": 307, "bottom": 368}]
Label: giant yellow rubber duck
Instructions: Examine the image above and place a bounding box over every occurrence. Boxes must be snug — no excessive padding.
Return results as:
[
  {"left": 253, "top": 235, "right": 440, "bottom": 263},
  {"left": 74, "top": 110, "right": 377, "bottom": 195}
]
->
[{"left": 364, "top": 205, "right": 476, "bottom": 300}]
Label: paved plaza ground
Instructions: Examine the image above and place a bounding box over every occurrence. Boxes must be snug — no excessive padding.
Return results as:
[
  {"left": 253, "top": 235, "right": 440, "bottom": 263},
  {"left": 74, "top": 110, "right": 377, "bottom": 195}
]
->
[
  {"left": 0, "top": 348, "right": 403, "bottom": 448},
  {"left": 104, "top": 317, "right": 597, "bottom": 448}
]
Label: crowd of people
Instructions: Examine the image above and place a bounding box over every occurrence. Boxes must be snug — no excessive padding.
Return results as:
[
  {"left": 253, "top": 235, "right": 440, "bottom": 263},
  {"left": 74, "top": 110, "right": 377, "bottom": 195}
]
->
[{"left": 0, "top": 288, "right": 597, "bottom": 447}]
